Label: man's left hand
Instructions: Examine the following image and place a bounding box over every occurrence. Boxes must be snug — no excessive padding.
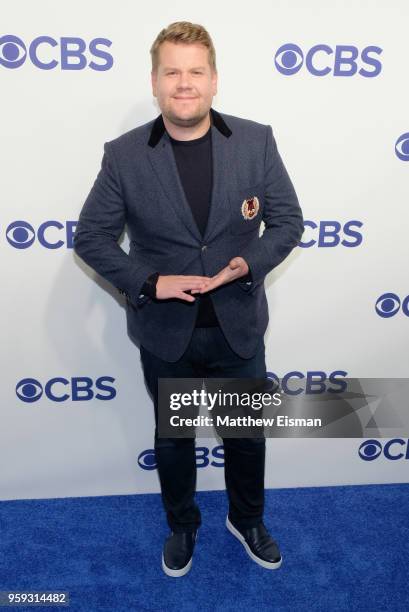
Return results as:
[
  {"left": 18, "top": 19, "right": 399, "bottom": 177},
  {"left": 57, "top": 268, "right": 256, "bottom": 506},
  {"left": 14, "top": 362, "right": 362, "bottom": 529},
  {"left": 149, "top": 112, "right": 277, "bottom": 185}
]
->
[{"left": 192, "top": 257, "right": 249, "bottom": 294}]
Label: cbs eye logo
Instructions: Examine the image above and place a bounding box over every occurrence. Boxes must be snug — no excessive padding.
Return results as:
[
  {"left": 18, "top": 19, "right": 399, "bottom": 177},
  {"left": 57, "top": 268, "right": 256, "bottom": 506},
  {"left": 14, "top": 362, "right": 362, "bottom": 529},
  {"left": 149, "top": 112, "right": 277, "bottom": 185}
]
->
[
  {"left": 6, "top": 221, "right": 36, "bottom": 249},
  {"left": 274, "top": 43, "right": 382, "bottom": 77},
  {"left": 375, "top": 293, "right": 409, "bottom": 318},
  {"left": 358, "top": 440, "right": 382, "bottom": 461},
  {"left": 16, "top": 378, "right": 44, "bottom": 403},
  {"left": 0, "top": 34, "right": 113, "bottom": 71},
  {"left": 137, "top": 449, "right": 157, "bottom": 471},
  {"left": 395, "top": 133, "right": 409, "bottom": 161}
]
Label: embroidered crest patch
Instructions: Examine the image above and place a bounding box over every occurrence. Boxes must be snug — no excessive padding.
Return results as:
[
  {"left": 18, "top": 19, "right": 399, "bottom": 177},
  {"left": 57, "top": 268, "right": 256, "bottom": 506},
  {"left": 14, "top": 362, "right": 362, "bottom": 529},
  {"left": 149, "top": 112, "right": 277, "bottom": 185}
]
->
[{"left": 241, "top": 196, "right": 260, "bottom": 220}]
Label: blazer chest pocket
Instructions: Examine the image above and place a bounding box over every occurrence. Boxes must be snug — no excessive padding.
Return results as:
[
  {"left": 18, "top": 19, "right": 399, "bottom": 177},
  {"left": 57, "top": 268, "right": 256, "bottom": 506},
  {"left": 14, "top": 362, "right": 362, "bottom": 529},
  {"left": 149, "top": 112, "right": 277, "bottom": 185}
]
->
[{"left": 228, "top": 182, "right": 264, "bottom": 235}]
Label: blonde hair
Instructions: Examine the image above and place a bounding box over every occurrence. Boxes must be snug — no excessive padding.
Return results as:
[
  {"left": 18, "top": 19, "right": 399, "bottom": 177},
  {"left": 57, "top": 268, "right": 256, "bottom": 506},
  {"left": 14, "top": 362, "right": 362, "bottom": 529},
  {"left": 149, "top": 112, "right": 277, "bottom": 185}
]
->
[{"left": 150, "top": 21, "right": 217, "bottom": 73}]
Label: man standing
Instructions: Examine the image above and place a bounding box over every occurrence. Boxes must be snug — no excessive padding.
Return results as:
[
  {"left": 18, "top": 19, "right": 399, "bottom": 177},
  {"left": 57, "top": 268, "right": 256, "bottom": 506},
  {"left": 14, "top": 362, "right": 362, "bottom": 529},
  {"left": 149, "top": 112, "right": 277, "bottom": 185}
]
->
[{"left": 73, "top": 21, "right": 304, "bottom": 577}]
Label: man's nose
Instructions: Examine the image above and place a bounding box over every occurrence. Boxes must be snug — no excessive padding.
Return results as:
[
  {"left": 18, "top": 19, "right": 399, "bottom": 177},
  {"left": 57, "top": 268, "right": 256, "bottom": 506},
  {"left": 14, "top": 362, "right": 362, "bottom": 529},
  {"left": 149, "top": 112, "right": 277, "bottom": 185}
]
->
[{"left": 176, "top": 73, "right": 193, "bottom": 88}]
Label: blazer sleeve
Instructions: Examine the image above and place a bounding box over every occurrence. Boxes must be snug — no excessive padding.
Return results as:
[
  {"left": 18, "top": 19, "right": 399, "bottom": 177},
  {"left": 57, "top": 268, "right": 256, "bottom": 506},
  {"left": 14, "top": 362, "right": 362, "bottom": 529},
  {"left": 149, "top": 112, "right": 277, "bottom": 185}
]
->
[
  {"left": 73, "top": 142, "right": 157, "bottom": 305},
  {"left": 238, "top": 125, "right": 304, "bottom": 287}
]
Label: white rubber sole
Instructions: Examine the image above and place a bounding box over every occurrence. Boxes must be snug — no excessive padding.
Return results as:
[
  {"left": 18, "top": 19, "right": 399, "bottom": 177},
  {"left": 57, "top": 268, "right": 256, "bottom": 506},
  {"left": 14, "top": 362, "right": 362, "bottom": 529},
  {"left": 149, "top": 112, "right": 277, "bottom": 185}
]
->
[
  {"left": 161, "top": 531, "right": 198, "bottom": 577},
  {"left": 226, "top": 516, "right": 282, "bottom": 570}
]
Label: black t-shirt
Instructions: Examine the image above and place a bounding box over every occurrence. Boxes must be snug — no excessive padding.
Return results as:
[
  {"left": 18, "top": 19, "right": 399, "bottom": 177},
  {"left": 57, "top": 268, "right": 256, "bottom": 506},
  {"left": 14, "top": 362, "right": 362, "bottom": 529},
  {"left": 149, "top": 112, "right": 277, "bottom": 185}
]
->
[{"left": 168, "top": 126, "right": 219, "bottom": 327}]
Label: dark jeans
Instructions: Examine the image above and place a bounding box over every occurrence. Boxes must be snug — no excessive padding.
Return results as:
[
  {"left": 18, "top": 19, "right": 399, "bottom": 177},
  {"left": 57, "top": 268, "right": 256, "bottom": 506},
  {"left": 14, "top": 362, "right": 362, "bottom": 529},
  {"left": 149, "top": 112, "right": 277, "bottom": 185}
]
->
[{"left": 139, "top": 326, "right": 267, "bottom": 533}]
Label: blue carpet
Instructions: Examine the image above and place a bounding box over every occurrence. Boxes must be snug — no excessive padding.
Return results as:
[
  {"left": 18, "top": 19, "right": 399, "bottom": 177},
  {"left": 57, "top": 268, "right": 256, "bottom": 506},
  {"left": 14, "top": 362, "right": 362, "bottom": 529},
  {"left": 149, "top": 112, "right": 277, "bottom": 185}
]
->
[{"left": 0, "top": 483, "right": 408, "bottom": 611}]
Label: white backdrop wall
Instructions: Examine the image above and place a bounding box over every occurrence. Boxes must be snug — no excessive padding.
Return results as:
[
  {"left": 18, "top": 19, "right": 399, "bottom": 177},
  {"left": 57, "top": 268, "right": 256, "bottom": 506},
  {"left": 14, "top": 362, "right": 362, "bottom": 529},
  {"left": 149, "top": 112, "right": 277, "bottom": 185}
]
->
[{"left": 1, "top": 0, "right": 408, "bottom": 501}]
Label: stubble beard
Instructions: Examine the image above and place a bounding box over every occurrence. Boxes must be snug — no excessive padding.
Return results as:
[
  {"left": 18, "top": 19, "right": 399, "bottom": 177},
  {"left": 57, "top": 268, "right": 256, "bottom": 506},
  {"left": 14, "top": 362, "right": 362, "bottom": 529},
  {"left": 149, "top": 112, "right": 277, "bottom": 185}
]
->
[{"left": 162, "top": 103, "right": 210, "bottom": 129}]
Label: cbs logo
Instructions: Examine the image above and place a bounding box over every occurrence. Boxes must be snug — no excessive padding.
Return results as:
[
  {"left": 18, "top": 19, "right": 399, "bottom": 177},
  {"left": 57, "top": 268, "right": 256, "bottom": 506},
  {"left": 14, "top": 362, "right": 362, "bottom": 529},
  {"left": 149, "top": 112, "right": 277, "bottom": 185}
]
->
[
  {"left": 299, "top": 221, "right": 363, "bottom": 248},
  {"left": 16, "top": 376, "right": 116, "bottom": 403},
  {"left": 5, "top": 220, "right": 77, "bottom": 249},
  {"left": 266, "top": 370, "right": 348, "bottom": 395},
  {"left": 138, "top": 446, "right": 225, "bottom": 470},
  {"left": 359, "top": 439, "right": 409, "bottom": 461},
  {"left": 0, "top": 34, "right": 113, "bottom": 70},
  {"left": 274, "top": 43, "right": 382, "bottom": 77}
]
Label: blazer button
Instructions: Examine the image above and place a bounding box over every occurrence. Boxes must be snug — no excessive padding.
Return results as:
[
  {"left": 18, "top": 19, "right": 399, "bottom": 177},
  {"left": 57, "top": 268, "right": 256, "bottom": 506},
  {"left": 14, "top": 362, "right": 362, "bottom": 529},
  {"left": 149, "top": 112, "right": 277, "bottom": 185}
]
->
[{"left": 201, "top": 245, "right": 207, "bottom": 251}]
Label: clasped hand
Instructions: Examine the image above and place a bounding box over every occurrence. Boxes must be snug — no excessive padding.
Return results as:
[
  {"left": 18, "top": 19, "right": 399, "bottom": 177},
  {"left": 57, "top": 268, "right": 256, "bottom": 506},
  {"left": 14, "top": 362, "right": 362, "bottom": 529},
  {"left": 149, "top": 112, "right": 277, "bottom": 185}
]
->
[{"left": 156, "top": 257, "right": 249, "bottom": 302}]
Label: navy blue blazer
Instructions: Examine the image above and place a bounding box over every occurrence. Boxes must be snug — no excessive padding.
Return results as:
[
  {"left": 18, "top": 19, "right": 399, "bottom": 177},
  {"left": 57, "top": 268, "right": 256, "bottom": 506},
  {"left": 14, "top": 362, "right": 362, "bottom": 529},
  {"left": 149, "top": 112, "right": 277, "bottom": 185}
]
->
[{"left": 73, "top": 107, "right": 304, "bottom": 361}]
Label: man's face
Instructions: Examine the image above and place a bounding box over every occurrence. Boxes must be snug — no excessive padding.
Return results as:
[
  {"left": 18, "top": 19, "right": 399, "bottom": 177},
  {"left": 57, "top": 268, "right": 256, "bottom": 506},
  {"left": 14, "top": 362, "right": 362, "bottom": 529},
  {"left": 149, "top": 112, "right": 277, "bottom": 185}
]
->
[{"left": 151, "top": 41, "right": 217, "bottom": 128}]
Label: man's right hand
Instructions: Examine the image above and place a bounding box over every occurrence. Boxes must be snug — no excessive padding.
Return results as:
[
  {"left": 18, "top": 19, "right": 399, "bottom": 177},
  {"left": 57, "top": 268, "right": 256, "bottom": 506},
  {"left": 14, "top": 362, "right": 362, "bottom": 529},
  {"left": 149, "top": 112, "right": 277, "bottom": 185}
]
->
[{"left": 156, "top": 275, "right": 211, "bottom": 302}]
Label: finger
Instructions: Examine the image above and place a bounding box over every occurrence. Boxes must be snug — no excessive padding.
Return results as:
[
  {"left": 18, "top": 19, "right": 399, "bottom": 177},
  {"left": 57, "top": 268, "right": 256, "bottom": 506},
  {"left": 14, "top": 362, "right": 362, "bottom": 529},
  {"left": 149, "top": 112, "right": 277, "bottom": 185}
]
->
[
  {"left": 177, "top": 291, "right": 195, "bottom": 303},
  {"left": 201, "top": 270, "right": 240, "bottom": 292},
  {"left": 229, "top": 257, "right": 241, "bottom": 270},
  {"left": 179, "top": 279, "right": 212, "bottom": 289},
  {"left": 181, "top": 276, "right": 212, "bottom": 283},
  {"left": 200, "top": 279, "right": 222, "bottom": 293},
  {"left": 199, "top": 285, "right": 214, "bottom": 294}
]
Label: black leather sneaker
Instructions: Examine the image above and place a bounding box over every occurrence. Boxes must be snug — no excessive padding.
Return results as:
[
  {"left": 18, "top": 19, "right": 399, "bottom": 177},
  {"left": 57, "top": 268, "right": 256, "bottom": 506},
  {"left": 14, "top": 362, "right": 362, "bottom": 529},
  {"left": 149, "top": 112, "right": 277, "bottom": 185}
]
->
[
  {"left": 226, "top": 515, "right": 282, "bottom": 569},
  {"left": 162, "top": 529, "right": 198, "bottom": 577}
]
